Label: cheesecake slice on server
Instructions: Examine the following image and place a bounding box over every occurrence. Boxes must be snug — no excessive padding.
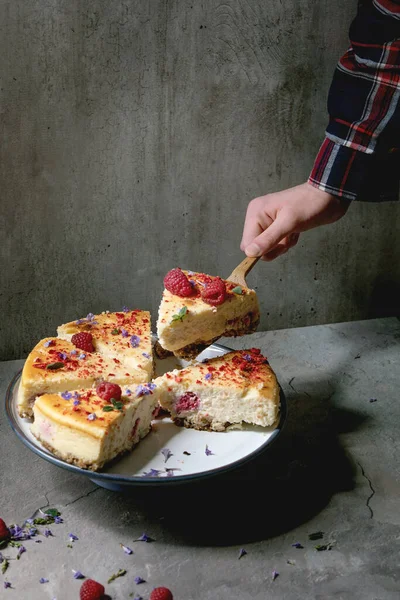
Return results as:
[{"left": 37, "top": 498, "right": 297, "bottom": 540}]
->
[
  {"left": 156, "top": 269, "right": 260, "bottom": 359},
  {"left": 152, "top": 348, "right": 280, "bottom": 432}
]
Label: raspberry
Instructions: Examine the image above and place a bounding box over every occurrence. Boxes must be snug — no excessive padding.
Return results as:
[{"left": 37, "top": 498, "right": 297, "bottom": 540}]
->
[
  {"left": 201, "top": 277, "right": 226, "bottom": 306},
  {"left": 176, "top": 392, "right": 200, "bottom": 413},
  {"left": 0, "top": 518, "right": 10, "bottom": 541},
  {"left": 79, "top": 579, "right": 105, "bottom": 600},
  {"left": 96, "top": 382, "right": 122, "bottom": 402},
  {"left": 71, "top": 332, "right": 94, "bottom": 353},
  {"left": 164, "top": 268, "right": 193, "bottom": 297},
  {"left": 150, "top": 588, "right": 174, "bottom": 600}
]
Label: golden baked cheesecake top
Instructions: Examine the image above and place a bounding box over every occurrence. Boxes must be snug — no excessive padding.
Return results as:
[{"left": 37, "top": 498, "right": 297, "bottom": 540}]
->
[
  {"left": 57, "top": 309, "right": 153, "bottom": 380},
  {"left": 34, "top": 381, "right": 158, "bottom": 439}
]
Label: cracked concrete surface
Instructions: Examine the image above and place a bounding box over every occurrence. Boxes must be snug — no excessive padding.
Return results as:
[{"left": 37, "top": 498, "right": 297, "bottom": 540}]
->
[{"left": 0, "top": 318, "right": 399, "bottom": 599}]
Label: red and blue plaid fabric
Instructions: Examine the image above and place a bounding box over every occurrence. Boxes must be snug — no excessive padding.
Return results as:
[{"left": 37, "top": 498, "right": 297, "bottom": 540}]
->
[{"left": 309, "top": 1, "right": 400, "bottom": 201}]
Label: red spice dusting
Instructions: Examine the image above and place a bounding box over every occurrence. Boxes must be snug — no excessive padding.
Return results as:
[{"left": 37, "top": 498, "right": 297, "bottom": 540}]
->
[
  {"left": 175, "top": 376, "right": 182, "bottom": 383},
  {"left": 113, "top": 358, "right": 121, "bottom": 364}
]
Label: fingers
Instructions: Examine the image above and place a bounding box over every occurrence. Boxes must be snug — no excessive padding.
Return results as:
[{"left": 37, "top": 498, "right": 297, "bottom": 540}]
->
[
  {"left": 261, "top": 233, "right": 300, "bottom": 261},
  {"left": 240, "top": 198, "right": 273, "bottom": 252},
  {"left": 244, "top": 211, "right": 296, "bottom": 257}
]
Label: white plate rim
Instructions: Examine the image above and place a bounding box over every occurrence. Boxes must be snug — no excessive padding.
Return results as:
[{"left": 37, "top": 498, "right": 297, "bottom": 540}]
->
[{"left": 5, "top": 344, "right": 287, "bottom": 487}]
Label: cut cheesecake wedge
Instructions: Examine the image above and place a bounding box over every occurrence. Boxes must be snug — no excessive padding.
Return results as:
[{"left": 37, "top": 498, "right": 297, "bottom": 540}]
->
[
  {"left": 17, "top": 310, "right": 153, "bottom": 418},
  {"left": 31, "top": 383, "right": 158, "bottom": 471},
  {"left": 153, "top": 348, "right": 279, "bottom": 431},
  {"left": 157, "top": 269, "right": 260, "bottom": 358}
]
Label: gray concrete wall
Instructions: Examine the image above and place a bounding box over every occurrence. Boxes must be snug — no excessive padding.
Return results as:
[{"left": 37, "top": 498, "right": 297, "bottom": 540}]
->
[{"left": 1, "top": 0, "right": 399, "bottom": 360}]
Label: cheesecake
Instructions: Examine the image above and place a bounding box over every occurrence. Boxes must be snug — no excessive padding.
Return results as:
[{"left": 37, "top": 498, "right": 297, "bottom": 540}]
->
[
  {"left": 17, "top": 310, "right": 153, "bottom": 418},
  {"left": 31, "top": 383, "right": 158, "bottom": 470},
  {"left": 156, "top": 269, "right": 260, "bottom": 358},
  {"left": 153, "top": 348, "right": 279, "bottom": 431}
]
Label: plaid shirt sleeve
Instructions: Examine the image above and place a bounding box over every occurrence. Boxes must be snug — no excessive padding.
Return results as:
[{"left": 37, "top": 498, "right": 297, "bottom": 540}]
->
[{"left": 309, "top": 0, "right": 400, "bottom": 201}]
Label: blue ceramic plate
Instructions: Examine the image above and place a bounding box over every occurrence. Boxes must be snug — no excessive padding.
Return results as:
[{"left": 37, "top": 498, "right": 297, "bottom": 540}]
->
[{"left": 6, "top": 343, "right": 286, "bottom": 490}]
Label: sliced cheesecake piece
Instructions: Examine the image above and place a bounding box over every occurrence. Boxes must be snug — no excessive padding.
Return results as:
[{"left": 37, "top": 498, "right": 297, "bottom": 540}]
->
[
  {"left": 31, "top": 383, "right": 158, "bottom": 471},
  {"left": 17, "top": 337, "right": 148, "bottom": 418},
  {"left": 57, "top": 310, "right": 153, "bottom": 381},
  {"left": 156, "top": 269, "right": 260, "bottom": 358},
  {"left": 153, "top": 348, "right": 279, "bottom": 431}
]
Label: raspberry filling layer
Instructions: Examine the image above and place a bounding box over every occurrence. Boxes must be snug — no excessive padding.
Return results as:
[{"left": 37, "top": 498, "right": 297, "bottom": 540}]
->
[{"left": 175, "top": 392, "right": 200, "bottom": 413}]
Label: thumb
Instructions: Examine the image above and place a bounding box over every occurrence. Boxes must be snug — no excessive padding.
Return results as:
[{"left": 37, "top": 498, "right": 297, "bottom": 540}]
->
[{"left": 245, "top": 213, "right": 295, "bottom": 257}]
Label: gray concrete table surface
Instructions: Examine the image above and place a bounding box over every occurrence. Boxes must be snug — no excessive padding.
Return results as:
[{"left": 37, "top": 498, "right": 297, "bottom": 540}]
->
[{"left": 0, "top": 318, "right": 399, "bottom": 600}]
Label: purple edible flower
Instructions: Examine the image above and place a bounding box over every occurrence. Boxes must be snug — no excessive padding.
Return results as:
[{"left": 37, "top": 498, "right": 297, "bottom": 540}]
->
[
  {"left": 39, "top": 578, "right": 49, "bottom": 584},
  {"left": 122, "top": 306, "right": 129, "bottom": 313},
  {"left": 135, "top": 533, "right": 153, "bottom": 543},
  {"left": 188, "top": 270, "right": 194, "bottom": 276},
  {"left": 10, "top": 525, "right": 26, "bottom": 540},
  {"left": 121, "top": 544, "right": 133, "bottom": 555},
  {"left": 142, "top": 352, "right": 151, "bottom": 359},
  {"left": 189, "top": 279, "right": 196, "bottom": 287},
  {"left": 133, "top": 596, "right": 143, "bottom": 600},
  {"left": 44, "top": 340, "right": 54, "bottom": 348},
  {"left": 130, "top": 335, "right": 141, "bottom": 348},
  {"left": 205, "top": 445, "right": 214, "bottom": 456},
  {"left": 61, "top": 391, "right": 72, "bottom": 400},
  {"left": 272, "top": 570, "right": 279, "bottom": 581},
  {"left": 86, "top": 313, "right": 95, "bottom": 321},
  {"left": 25, "top": 518, "right": 34, "bottom": 525},
  {"left": 292, "top": 542, "right": 304, "bottom": 549},
  {"left": 44, "top": 529, "right": 53, "bottom": 537},
  {"left": 161, "top": 448, "right": 173, "bottom": 463},
  {"left": 29, "top": 527, "right": 37, "bottom": 536},
  {"left": 72, "top": 392, "right": 80, "bottom": 399},
  {"left": 238, "top": 548, "right": 247, "bottom": 559},
  {"left": 87, "top": 413, "right": 97, "bottom": 421},
  {"left": 17, "top": 546, "right": 26, "bottom": 558},
  {"left": 70, "top": 349, "right": 77, "bottom": 356},
  {"left": 125, "top": 389, "right": 132, "bottom": 396},
  {"left": 134, "top": 576, "right": 146, "bottom": 585},
  {"left": 72, "top": 570, "right": 85, "bottom": 579},
  {"left": 136, "top": 382, "right": 156, "bottom": 397},
  {"left": 73, "top": 400, "right": 80, "bottom": 407},
  {"left": 142, "top": 469, "right": 162, "bottom": 478},
  {"left": 54, "top": 516, "right": 63, "bottom": 524},
  {"left": 121, "top": 328, "right": 129, "bottom": 338},
  {"left": 69, "top": 534, "right": 78, "bottom": 542},
  {"left": 205, "top": 373, "right": 212, "bottom": 380},
  {"left": 79, "top": 353, "right": 86, "bottom": 360},
  {"left": 75, "top": 319, "right": 84, "bottom": 325},
  {"left": 58, "top": 352, "right": 68, "bottom": 361},
  {"left": 4, "top": 582, "right": 11, "bottom": 589},
  {"left": 243, "top": 354, "right": 252, "bottom": 362}
]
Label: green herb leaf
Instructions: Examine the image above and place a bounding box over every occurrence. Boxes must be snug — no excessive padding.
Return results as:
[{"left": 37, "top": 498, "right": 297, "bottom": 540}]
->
[
  {"left": 45, "top": 508, "right": 61, "bottom": 518},
  {"left": 102, "top": 405, "right": 114, "bottom": 412},
  {"left": 33, "top": 517, "right": 53, "bottom": 525},
  {"left": 111, "top": 328, "right": 121, "bottom": 335},
  {"left": 1, "top": 559, "right": 9, "bottom": 574},
  {"left": 315, "top": 543, "right": 333, "bottom": 552},
  {"left": 111, "top": 399, "right": 123, "bottom": 410},
  {"left": 9, "top": 541, "right": 22, "bottom": 548},
  {"left": 46, "top": 362, "right": 65, "bottom": 370},
  {"left": 67, "top": 543, "right": 73, "bottom": 549},
  {"left": 232, "top": 286, "right": 243, "bottom": 294},
  {"left": 0, "top": 540, "right": 8, "bottom": 550},
  {"left": 309, "top": 531, "right": 324, "bottom": 541},
  {"left": 171, "top": 306, "right": 188, "bottom": 323},
  {"left": 107, "top": 568, "right": 127, "bottom": 584}
]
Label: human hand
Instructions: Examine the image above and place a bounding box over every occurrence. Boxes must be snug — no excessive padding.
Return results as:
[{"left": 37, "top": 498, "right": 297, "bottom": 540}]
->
[{"left": 240, "top": 182, "right": 351, "bottom": 260}]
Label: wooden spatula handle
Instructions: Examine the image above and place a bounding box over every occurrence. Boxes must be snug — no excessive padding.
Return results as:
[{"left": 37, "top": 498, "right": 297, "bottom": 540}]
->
[{"left": 228, "top": 256, "right": 260, "bottom": 287}]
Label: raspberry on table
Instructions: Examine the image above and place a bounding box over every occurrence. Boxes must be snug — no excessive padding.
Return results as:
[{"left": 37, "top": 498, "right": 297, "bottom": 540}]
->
[
  {"left": 164, "top": 268, "right": 193, "bottom": 297},
  {"left": 0, "top": 518, "right": 10, "bottom": 541},
  {"left": 79, "top": 578, "right": 105, "bottom": 600},
  {"left": 201, "top": 277, "right": 226, "bottom": 306},
  {"left": 96, "top": 382, "right": 122, "bottom": 402},
  {"left": 71, "top": 332, "right": 94, "bottom": 353},
  {"left": 150, "top": 587, "right": 174, "bottom": 600}
]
